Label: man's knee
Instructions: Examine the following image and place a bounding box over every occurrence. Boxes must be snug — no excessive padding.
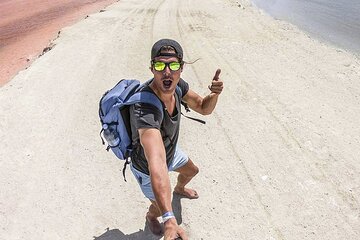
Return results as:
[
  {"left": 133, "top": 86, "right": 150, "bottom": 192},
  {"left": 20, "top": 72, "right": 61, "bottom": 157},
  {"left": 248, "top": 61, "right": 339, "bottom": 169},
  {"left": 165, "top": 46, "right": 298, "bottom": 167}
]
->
[
  {"left": 192, "top": 164, "right": 199, "bottom": 176},
  {"left": 176, "top": 159, "right": 199, "bottom": 177},
  {"left": 187, "top": 159, "right": 199, "bottom": 177}
]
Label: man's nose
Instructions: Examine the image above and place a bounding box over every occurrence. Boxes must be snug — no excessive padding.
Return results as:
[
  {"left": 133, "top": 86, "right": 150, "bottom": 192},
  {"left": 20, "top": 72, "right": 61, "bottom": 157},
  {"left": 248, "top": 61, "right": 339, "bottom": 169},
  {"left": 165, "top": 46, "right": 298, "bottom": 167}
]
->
[{"left": 163, "top": 65, "right": 171, "bottom": 75}]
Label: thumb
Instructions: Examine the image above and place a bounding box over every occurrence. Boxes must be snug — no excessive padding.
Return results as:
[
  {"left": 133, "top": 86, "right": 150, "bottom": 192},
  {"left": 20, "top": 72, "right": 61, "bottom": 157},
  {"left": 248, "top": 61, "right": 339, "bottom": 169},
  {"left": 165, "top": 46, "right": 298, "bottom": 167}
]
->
[{"left": 213, "top": 69, "right": 221, "bottom": 81}]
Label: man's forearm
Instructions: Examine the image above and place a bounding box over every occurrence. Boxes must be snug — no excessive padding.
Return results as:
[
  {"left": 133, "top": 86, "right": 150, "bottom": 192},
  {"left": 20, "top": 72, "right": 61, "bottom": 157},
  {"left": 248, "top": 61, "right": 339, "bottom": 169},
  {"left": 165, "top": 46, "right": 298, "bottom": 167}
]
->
[
  {"left": 149, "top": 161, "right": 173, "bottom": 214},
  {"left": 200, "top": 92, "right": 219, "bottom": 115}
]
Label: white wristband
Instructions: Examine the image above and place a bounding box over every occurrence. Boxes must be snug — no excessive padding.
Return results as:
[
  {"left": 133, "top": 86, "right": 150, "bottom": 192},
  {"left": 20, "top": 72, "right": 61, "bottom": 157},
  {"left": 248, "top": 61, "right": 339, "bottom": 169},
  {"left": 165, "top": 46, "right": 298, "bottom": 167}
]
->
[{"left": 162, "top": 211, "right": 175, "bottom": 223}]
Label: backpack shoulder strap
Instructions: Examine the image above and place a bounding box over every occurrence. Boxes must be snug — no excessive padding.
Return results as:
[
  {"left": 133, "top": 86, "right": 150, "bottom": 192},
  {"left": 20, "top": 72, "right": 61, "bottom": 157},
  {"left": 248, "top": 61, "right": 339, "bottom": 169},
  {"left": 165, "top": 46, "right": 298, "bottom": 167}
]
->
[
  {"left": 175, "top": 85, "right": 182, "bottom": 98},
  {"left": 175, "top": 85, "right": 206, "bottom": 124},
  {"left": 175, "top": 85, "right": 191, "bottom": 113},
  {"left": 125, "top": 91, "right": 164, "bottom": 118}
]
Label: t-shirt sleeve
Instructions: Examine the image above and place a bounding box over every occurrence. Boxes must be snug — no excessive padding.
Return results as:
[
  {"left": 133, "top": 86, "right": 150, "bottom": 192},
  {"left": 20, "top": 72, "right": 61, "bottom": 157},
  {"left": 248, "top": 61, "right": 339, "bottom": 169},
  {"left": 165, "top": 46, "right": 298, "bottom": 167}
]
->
[
  {"left": 130, "top": 102, "right": 163, "bottom": 130},
  {"left": 178, "top": 78, "right": 189, "bottom": 97}
]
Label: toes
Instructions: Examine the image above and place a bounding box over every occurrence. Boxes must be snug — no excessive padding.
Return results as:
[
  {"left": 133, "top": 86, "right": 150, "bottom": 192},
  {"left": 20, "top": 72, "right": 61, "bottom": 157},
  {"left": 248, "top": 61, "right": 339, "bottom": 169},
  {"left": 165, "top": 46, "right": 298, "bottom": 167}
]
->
[
  {"left": 174, "top": 188, "right": 199, "bottom": 199},
  {"left": 189, "top": 190, "right": 199, "bottom": 199}
]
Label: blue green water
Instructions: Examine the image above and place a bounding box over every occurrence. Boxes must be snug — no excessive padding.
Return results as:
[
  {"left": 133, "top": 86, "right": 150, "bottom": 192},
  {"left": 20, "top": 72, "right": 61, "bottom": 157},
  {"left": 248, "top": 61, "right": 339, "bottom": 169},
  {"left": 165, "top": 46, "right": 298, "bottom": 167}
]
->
[{"left": 252, "top": 0, "right": 360, "bottom": 55}]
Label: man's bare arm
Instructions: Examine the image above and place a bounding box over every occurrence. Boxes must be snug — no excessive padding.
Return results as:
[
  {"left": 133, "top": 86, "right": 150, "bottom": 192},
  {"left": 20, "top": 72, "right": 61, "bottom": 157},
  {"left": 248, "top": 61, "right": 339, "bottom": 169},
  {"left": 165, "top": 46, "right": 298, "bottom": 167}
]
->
[
  {"left": 138, "top": 128, "right": 188, "bottom": 240},
  {"left": 139, "top": 128, "right": 172, "bottom": 213},
  {"left": 182, "top": 69, "right": 223, "bottom": 115}
]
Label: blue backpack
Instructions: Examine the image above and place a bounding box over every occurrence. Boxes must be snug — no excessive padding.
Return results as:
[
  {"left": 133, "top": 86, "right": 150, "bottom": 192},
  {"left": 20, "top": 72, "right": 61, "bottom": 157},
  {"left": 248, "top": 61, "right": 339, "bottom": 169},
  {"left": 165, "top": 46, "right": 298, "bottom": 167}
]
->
[{"left": 99, "top": 79, "right": 205, "bottom": 180}]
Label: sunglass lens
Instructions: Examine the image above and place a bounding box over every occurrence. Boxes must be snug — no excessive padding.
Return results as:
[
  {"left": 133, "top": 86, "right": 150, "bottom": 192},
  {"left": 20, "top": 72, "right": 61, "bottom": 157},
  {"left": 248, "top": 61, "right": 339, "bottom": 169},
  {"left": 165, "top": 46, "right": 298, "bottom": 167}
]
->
[
  {"left": 169, "top": 62, "right": 181, "bottom": 71},
  {"left": 154, "top": 62, "right": 166, "bottom": 71}
]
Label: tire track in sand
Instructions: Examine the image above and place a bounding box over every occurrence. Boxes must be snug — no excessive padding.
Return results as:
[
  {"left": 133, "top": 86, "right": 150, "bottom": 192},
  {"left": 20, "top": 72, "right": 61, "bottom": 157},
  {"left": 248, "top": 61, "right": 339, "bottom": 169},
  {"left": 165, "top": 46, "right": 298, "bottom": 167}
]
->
[
  {"left": 177, "top": 0, "right": 359, "bottom": 235},
  {"left": 175, "top": 1, "right": 286, "bottom": 239}
]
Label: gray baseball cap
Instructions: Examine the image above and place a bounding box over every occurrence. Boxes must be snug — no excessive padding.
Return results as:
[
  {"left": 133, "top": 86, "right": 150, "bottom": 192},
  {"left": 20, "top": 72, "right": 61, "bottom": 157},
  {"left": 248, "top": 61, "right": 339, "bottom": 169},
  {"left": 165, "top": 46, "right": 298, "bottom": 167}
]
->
[{"left": 151, "top": 39, "right": 183, "bottom": 61}]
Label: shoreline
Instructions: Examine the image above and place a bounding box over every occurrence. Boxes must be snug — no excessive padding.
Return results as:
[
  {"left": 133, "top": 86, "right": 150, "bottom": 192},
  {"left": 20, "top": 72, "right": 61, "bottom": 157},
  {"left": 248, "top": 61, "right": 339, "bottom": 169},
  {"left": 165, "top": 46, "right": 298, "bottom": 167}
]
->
[
  {"left": 251, "top": 0, "right": 360, "bottom": 57},
  {"left": 0, "top": 0, "right": 119, "bottom": 87}
]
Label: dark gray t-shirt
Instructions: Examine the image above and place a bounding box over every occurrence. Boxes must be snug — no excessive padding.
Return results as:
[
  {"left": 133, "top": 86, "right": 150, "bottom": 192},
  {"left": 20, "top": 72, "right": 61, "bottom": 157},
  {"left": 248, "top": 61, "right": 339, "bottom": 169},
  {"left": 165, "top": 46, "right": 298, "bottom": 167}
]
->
[{"left": 129, "top": 78, "right": 189, "bottom": 175}]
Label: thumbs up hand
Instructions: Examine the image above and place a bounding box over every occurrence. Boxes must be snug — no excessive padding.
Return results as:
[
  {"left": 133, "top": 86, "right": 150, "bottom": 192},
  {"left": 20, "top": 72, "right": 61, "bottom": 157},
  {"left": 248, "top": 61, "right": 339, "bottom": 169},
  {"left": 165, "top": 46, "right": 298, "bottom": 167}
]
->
[{"left": 208, "top": 69, "right": 223, "bottom": 95}]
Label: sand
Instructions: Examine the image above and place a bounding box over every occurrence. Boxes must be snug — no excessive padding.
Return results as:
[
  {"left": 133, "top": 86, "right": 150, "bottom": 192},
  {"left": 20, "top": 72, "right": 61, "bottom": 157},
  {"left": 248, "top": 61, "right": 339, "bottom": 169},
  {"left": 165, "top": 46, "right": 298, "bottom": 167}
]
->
[{"left": 0, "top": 0, "right": 360, "bottom": 239}]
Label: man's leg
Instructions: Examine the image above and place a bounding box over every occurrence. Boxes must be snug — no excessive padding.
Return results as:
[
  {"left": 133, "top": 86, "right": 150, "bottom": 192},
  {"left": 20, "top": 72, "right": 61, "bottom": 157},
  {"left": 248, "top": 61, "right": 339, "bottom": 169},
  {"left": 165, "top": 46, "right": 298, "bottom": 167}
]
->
[
  {"left": 130, "top": 164, "right": 163, "bottom": 235},
  {"left": 146, "top": 200, "right": 163, "bottom": 235},
  {"left": 174, "top": 159, "right": 199, "bottom": 199}
]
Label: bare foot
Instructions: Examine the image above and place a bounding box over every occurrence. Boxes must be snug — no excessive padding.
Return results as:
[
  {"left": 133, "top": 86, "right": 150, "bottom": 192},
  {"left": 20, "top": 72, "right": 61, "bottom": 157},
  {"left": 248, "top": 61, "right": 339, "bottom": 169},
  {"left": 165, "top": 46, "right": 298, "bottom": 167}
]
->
[
  {"left": 146, "top": 212, "right": 163, "bottom": 236},
  {"left": 174, "top": 187, "right": 199, "bottom": 199}
]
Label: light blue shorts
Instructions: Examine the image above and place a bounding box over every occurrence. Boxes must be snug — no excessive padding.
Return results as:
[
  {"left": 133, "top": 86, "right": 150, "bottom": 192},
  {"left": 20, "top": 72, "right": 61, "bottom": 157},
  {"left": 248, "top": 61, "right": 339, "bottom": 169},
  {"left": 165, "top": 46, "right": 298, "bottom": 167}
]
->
[{"left": 130, "top": 147, "right": 189, "bottom": 200}]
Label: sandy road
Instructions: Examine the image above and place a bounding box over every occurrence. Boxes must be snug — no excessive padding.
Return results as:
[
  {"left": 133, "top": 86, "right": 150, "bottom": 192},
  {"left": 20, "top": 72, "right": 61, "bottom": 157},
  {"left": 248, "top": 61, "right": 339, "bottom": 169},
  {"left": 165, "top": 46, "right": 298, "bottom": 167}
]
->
[{"left": 1, "top": 0, "right": 360, "bottom": 239}]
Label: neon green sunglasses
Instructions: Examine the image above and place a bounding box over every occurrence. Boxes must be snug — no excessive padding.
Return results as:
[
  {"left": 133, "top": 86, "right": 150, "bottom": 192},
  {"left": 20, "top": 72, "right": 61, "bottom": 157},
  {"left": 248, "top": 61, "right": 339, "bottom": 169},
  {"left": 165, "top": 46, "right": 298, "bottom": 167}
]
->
[{"left": 153, "top": 61, "right": 181, "bottom": 72}]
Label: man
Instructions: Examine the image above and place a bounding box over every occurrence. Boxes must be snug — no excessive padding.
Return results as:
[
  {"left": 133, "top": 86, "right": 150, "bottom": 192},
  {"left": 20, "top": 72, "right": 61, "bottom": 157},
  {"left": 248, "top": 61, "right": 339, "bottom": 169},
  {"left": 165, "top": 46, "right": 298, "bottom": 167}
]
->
[{"left": 129, "top": 39, "right": 223, "bottom": 240}]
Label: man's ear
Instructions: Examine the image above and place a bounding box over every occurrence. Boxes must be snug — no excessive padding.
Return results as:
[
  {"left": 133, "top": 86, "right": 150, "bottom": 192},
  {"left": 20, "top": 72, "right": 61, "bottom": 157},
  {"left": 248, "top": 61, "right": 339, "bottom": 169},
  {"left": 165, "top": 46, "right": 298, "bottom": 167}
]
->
[{"left": 149, "top": 61, "right": 154, "bottom": 73}]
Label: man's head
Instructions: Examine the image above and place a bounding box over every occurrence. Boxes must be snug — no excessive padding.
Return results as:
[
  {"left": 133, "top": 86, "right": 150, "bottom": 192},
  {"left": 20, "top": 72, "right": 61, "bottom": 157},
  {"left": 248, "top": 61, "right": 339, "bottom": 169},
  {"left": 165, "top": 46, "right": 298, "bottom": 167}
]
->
[{"left": 150, "top": 39, "right": 184, "bottom": 94}]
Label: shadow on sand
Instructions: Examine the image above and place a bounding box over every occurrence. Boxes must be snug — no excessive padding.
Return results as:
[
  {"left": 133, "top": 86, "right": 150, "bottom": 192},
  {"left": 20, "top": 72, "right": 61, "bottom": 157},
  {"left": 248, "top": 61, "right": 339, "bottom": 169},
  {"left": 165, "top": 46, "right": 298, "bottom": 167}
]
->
[{"left": 93, "top": 193, "right": 185, "bottom": 240}]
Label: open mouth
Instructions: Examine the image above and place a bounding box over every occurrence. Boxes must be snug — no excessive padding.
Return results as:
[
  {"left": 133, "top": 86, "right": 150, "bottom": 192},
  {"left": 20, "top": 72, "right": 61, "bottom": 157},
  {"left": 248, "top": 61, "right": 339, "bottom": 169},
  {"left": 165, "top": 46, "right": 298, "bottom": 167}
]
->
[{"left": 163, "top": 80, "right": 172, "bottom": 89}]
